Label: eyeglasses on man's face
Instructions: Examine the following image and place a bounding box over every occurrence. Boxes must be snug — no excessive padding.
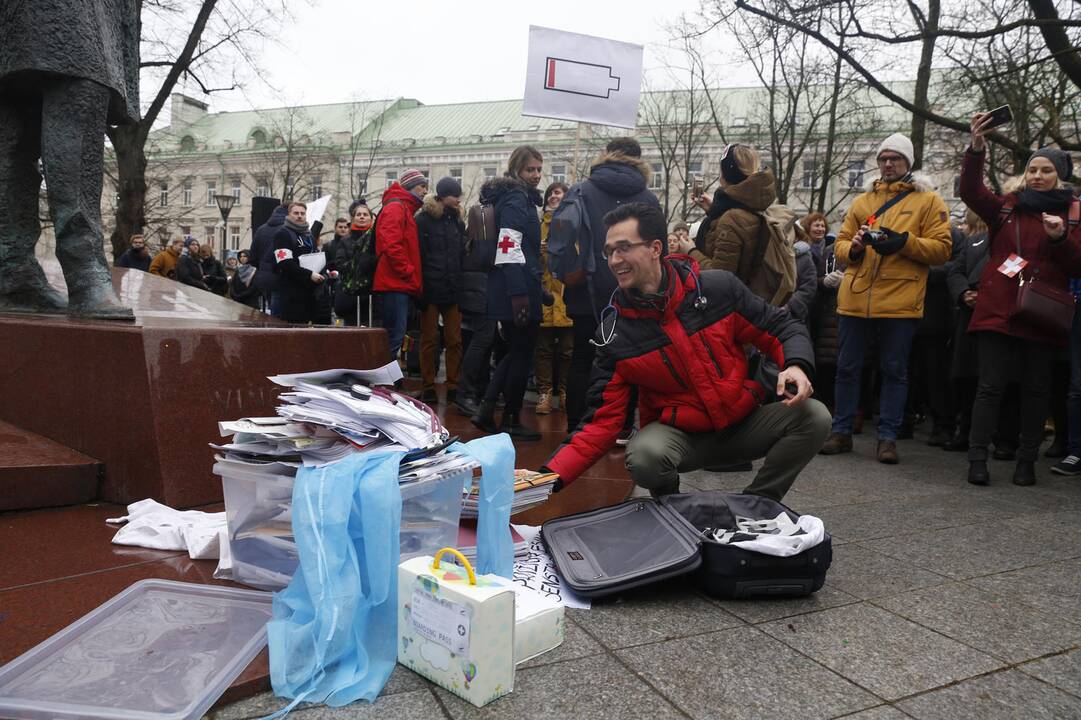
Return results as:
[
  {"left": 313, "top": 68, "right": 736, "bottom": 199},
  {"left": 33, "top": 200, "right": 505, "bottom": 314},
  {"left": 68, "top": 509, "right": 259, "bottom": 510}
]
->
[{"left": 602, "top": 240, "right": 651, "bottom": 260}]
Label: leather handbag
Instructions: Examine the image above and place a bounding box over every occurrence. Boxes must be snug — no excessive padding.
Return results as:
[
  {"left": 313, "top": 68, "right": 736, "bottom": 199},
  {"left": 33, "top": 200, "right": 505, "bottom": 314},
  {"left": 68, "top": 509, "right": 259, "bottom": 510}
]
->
[{"left": 1008, "top": 219, "right": 1075, "bottom": 336}]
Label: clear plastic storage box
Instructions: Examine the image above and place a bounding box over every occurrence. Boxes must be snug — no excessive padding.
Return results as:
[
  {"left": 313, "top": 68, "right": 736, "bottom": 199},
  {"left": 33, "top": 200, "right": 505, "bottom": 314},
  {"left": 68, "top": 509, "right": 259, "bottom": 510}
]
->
[
  {"left": 0, "top": 579, "right": 272, "bottom": 720},
  {"left": 215, "top": 460, "right": 471, "bottom": 590}
]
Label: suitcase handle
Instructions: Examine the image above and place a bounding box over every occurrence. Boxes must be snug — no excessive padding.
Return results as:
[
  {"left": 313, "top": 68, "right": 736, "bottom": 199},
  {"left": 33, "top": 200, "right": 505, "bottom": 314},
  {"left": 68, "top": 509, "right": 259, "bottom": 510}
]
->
[{"left": 431, "top": 547, "right": 477, "bottom": 585}]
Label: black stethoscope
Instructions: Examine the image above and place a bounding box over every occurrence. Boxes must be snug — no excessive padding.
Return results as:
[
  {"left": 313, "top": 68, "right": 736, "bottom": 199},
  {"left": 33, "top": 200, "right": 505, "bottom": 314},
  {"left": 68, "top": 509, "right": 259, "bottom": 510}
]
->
[{"left": 590, "top": 265, "right": 709, "bottom": 348}]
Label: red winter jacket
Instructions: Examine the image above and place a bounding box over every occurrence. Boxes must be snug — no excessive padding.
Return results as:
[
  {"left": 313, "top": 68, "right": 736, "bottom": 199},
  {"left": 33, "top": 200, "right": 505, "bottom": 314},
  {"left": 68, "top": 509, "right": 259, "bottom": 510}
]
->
[
  {"left": 373, "top": 183, "right": 423, "bottom": 296},
  {"left": 961, "top": 148, "right": 1081, "bottom": 347},
  {"left": 546, "top": 256, "right": 815, "bottom": 485}
]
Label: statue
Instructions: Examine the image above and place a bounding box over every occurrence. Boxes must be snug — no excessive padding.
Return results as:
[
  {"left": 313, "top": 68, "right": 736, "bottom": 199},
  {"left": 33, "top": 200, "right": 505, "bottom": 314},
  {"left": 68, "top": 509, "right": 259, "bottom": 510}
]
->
[{"left": 0, "top": 1, "right": 139, "bottom": 319}]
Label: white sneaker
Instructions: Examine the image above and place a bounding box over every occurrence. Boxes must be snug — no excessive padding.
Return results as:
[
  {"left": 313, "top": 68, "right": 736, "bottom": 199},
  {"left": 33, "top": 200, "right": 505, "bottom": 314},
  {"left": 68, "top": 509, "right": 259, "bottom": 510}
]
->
[{"left": 1051, "top": 455, "right": 1081, "bottom": 476}]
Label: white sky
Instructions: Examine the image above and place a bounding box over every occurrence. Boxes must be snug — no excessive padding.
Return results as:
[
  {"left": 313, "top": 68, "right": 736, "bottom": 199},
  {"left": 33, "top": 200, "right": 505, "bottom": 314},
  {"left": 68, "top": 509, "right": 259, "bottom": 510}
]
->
[{"left": 194, "top": 0, "right": 731, "bottom": 113}]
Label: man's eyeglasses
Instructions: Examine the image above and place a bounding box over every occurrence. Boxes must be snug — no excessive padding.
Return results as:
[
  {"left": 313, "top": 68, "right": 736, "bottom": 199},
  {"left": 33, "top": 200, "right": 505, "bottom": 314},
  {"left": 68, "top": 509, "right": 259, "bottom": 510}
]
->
[
  {"left": 602, "top": 241, "right": 650, "bottom": 260},
  {"left": 877, "top": 154, "right": 905, "bottom": 165}
]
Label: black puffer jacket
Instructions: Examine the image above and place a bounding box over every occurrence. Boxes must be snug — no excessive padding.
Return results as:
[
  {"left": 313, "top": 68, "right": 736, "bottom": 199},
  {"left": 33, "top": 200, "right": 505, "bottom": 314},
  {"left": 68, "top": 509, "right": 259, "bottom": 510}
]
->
[
  {"left": 252, "top": 205, "right": 286, "bottom": 292},
  {"left": 415, "top": 194, "right": 466, "bottom": 306},
  {"left": 918, "top": 226, "right": 964, "bottom": 336},
  {"left": 332, "top": 226, "right": 376, "bottom": 296},
  {"left": 947, "top": 231, "right": 990, "bottom": 378},
  {"left": 554, "top": 152, "right": 661, "bottom": 318},
  {"left": 479, "top": 175, "right": 543, "bottom": 322},
  {"left": 812, "top": 240, "right": 841, "bottom": 368},
  {"left": 177, "top": 252, "right": 209, "bottom": 291}
]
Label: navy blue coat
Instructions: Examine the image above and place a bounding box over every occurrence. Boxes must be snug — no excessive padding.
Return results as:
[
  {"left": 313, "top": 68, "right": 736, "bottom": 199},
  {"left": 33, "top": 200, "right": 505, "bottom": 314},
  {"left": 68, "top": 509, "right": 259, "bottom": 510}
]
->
[
  {"left": 251, "top": 205, "right": 287, "bottom": 292},
  {"left": 479, "top": 176, "right": 543, "bottom": 322},
  {"left": 559, "top": 155, "right": 661, "bottom": 318}
]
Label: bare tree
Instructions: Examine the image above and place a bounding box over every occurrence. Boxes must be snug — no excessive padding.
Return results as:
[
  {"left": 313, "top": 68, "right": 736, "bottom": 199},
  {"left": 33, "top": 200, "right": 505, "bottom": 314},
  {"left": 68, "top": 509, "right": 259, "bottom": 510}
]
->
[
  {"left": 723, "top": 0, "right": 1081, "bottom": 158},
  {"left": 105, "top": 0, "right": 287, "bottom": 261},
  {"left": 244, "top": 105, "right": 327, "bottom": 202}
]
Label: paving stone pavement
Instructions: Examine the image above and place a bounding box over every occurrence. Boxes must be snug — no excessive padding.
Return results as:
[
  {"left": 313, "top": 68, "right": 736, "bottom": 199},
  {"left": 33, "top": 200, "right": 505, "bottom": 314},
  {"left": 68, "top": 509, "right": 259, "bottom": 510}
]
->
[{"left": 208, "top": 430, "right": 1081, "bottom": 719}]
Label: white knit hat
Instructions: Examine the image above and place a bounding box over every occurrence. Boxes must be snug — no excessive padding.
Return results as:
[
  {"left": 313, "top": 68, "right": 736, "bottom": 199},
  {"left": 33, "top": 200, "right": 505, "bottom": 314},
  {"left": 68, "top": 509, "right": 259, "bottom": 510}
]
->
[{"left": 877, "top": 133, "right": 914, "bottom": 167}]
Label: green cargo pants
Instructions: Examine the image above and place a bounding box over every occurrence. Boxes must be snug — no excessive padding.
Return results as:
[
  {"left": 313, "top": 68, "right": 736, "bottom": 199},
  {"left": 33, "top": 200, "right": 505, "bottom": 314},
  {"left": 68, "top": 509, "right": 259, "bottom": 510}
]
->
[{"left": 624, "top": 399, "right": 831, "bottom": 501}]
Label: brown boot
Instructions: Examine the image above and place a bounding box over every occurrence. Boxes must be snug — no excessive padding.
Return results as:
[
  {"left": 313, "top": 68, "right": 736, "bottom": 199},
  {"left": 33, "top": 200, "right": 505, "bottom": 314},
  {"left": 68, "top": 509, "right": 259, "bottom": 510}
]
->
[
  {"left": 877, "top": 440, "right": 899, "bottom": 464},
  {"left": 819, "top": 433, "right": 852, "bottom": 455},
  {"left": 535, "top": 392, "right": 552, "bottom": 415}
]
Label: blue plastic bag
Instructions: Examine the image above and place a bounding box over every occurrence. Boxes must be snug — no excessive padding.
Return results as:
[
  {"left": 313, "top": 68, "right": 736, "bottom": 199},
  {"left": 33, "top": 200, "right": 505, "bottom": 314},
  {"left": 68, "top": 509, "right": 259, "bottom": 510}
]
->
[
  {"left": 265, "top": 450, "right": 405, "bottom": 716},
  {"left": 450, "top": 434, "right": 515, "bottom": 578}
]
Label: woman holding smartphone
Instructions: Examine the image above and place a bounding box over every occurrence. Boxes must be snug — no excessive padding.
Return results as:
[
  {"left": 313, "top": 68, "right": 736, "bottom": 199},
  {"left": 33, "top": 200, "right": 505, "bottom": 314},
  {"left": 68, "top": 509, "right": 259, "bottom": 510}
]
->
[{"left": 961, "top": 111, "right": 1081, "bottom": 487}]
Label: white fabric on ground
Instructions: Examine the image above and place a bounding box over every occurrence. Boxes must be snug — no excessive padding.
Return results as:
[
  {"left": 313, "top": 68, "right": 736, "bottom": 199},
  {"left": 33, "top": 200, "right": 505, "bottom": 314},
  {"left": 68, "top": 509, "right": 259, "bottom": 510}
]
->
[
  {"left": 709, "top": 512, "right": 825, "bottom": 557},
  {"left": 106, "top": 498, "right": 227, "bottom": 559}
]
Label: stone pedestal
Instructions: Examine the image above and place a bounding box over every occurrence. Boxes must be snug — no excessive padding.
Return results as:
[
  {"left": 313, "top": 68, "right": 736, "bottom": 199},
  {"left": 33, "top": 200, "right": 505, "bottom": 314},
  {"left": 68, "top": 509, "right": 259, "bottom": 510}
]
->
[{"left": 0, "top": 268, "right": 387, "bottom": 508}]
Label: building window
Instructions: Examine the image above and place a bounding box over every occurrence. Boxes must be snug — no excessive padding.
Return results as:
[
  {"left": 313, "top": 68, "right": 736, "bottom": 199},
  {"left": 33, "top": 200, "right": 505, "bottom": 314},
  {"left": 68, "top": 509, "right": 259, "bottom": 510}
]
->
[
  {"left": 230, "top": 225, "right": 241, "bottom": 250},
  {"left": 231, "top": 178, "right": 241, "bottom": 202},
  {"left": 551, "top": 164, "right": 566, "bottom": 184},
  {"left": 801, "top": 160, "right": 819, "bottom": 189},
  {"left": 180, "top": 225, "right": 191, "bottom": 237},
  {"left": 206, "top": 180, "right": 217, "bottom": 206},
  {"left": 650, "top": 163, "right": 664, "bottom": 190},
  {"left": 204, "top": 225, "right": 216, "bottom": 247},
  {"left": 250, "top": 129, "right": 266, "bottom": 147},
  {"left": 284, "top": 183, "right": 294, "bottom": 201},
  {"left": 182, "top": 181, "right": 192, "bottom": 207},
  {"left": 357, "top": 172, "right": 368, "bottom": 195},
  {"left": 385, "top": 171, "right": 397, "bottom": 188},
  {"left": 158, "top": 182, "right": 168, "bottom": 208},
  {"left": 450, "top": 167, "right": 463, "bottom": 184},
  {"left": 255, "top": 177, "right": 269, "bottom": 197},
  {"left": 847, "top": 161, "right": 865, "bottom": 188},
  {"left": 179, "top": 136, "right": 195, "bottom": 152},
  {"left": 952, "top": 175, "right": 962, "bottom": 198},
  {"left": 483, "top": 167, "right": 497, "bottom": 180},
  {"left": 687, "top": 160, "right": 703, "bottom": 177},
  {"left": 310, "top": 175, "right": 322, "bottom": 199}
]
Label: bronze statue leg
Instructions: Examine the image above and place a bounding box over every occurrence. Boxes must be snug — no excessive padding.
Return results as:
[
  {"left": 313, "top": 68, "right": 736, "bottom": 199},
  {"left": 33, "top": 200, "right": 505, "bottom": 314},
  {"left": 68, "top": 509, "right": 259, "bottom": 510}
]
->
[
  {"left": 0, "top": 88, "right": 67, "bottom": 314},
  {"left": 40, "top": 78, "right": 132, "bottom": 319}
]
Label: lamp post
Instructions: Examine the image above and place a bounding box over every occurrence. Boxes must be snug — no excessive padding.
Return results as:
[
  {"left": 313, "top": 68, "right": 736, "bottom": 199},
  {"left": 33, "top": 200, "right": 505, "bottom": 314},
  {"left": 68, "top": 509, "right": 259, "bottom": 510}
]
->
[{"left": 214, "top": 193, "right": 237, "bottom": 265}]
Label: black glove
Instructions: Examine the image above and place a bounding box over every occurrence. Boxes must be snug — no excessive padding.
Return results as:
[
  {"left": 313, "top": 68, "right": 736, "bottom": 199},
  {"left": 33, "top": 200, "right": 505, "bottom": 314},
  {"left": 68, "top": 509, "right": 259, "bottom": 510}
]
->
[
  {"left": 538, "top": 465, "right": 563, "bottom": 493},
  {"left": 511, "top": 294, "right": 530, "bottom": 327},
  {"left": 541, "top": 289, "right": 555, "bottom": 306},
  {"left": 872, "top": 227, "right": 909, "bottom": 256}
]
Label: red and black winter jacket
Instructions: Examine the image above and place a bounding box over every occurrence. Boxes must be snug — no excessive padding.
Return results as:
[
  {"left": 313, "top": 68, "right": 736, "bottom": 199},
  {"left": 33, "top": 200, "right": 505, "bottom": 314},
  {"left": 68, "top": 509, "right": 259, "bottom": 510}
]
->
[{"left": 546, "top": 256, "right": 815, "bottom": 485}]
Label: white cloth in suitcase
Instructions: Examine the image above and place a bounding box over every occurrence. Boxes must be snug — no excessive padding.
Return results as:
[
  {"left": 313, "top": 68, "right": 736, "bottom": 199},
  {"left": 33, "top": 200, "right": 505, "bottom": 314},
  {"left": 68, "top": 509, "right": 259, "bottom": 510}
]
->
[{"left": 707, "top": 512, "right": 825, "bottom": 557}]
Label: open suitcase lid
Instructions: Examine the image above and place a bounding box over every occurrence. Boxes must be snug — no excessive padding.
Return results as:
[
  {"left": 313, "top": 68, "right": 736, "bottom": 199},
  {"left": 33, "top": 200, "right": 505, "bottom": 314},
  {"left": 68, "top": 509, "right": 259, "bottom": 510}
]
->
[{"left": 540, "top": 498, "right": 703, "bottom": 597}]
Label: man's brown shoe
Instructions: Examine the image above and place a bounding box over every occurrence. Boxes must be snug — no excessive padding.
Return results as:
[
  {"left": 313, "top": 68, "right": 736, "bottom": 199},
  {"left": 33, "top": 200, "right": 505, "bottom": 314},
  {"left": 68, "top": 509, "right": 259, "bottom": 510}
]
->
[
  {"left": 877, "top": 440, "right": 899, "bottom": 464},
  {"left": 819, "top": 433, "right": 853, "bottom": 455}
]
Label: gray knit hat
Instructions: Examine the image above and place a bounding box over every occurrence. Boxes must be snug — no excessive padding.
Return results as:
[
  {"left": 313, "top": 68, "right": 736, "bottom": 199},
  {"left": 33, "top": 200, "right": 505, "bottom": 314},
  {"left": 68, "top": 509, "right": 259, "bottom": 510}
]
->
[{"left": 1029, "top": 148, "right": 1074, "bottom": 182}]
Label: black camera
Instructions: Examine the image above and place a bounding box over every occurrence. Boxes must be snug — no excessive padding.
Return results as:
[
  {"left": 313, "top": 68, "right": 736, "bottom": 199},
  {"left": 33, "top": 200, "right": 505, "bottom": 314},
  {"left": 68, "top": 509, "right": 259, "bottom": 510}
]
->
[{"left": 864, "top": 229, "right": 887, "bottom": 245}]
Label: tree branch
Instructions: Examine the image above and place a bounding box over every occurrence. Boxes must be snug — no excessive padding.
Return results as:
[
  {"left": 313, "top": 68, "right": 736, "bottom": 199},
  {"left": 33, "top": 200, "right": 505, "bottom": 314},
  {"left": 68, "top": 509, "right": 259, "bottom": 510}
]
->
[
  {"left": 733, "top": 0, "right": 1025, "bottom": 154},
  {"left": 1027, "top": 0, "right": 1081, "bottom": 90},
  {"left": 142, "top": 0, "right": 217, "bottom": 128}
]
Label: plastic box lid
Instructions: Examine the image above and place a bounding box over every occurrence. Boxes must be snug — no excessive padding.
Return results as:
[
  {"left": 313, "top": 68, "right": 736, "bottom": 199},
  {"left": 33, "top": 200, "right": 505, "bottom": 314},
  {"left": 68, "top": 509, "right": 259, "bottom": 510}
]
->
[{"left": 0, "top": 580, "right": 273, "bottom": 720}]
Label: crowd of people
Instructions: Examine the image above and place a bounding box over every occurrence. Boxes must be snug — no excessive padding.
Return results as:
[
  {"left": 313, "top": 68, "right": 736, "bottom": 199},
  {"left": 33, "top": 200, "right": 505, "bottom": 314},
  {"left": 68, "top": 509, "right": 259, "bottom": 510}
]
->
[{"left": 118, "top": 111, "right": 1081, "bottom": 496}]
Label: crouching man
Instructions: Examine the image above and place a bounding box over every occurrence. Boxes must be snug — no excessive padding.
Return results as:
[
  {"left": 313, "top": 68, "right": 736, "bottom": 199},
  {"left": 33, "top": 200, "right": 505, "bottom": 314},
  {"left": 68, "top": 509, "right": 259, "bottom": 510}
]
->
[{"left": 542, "top": 202, "right": 831, "bottom": 501}]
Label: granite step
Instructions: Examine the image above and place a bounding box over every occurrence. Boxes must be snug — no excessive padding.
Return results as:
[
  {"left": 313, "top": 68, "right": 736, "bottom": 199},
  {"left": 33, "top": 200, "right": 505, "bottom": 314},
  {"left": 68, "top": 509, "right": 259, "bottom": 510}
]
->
[{"left": 0, "top": 420, "right": 100, "bottom": 512}]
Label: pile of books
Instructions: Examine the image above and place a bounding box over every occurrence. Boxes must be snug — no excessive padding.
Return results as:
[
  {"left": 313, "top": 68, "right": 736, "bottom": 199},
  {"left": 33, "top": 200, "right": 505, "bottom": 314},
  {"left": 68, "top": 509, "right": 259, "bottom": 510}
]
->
[{"left": 460, "top": 469, "right": 560, "bottom": 519}]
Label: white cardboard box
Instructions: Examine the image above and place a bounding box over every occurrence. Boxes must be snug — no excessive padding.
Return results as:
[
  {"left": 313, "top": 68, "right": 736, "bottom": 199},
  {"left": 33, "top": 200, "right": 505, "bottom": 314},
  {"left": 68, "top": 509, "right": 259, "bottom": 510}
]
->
[
  {"left": 398, "top": 554, "right": 515, "bottom": 707},
  {"left": 488, "top": 575, "right": 565, "bottom": 664}
]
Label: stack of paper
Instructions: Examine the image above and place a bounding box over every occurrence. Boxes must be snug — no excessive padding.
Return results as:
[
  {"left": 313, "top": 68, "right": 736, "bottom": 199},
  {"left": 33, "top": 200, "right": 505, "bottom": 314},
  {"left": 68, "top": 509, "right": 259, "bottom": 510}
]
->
[
  {"left": 461, "top": 469, "right": 559, "bottom": 519},
  {"left": 269, "top": 365, "right": 446, "bottom": 451}
]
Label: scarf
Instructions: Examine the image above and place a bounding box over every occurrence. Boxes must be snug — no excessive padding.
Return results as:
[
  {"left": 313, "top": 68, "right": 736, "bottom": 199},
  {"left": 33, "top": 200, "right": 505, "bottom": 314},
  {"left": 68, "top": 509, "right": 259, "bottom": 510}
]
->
[
  {"left": 351, "top": 221, "right": 372, "bottom": 232},
  {"left": 285, "top": 217, "right": 311, "bottom": 234},
  {"left": 1014, "top": 188, "right": 1075, "bottom": 214},
  {"left": 695, "top": 189, "right": 747, "bottom": 249},
  {"left": 236, "top": 263, "right": 255, "bottom": 285},
  {"left": 625, "top": 265, "right": 670, "bottom": 312}
]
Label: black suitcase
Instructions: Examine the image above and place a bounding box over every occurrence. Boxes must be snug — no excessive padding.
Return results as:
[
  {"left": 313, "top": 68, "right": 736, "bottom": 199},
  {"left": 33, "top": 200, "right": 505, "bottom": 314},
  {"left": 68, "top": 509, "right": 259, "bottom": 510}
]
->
[{"left": 540, "top": 491, "right": 831, "bottom": 600}]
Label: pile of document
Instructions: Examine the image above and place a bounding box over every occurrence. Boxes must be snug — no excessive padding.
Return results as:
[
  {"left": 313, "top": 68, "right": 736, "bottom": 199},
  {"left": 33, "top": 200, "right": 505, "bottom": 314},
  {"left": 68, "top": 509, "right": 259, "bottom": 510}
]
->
[
  {"left": 268, "top": 366, "right": 447, "bottom": 451},
  {"left": 461, "top": 469, "right": 559, "bottom": 519},
  {"left": 212, "top": 364, "right": 456, "bottom": 481}
]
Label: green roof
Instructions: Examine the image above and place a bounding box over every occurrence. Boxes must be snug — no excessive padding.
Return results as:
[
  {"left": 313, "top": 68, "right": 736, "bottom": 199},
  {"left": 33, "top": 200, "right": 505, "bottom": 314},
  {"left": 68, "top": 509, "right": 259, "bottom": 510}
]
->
[{"left": 149, "top": 79, "right": 930, "bottom": 156}]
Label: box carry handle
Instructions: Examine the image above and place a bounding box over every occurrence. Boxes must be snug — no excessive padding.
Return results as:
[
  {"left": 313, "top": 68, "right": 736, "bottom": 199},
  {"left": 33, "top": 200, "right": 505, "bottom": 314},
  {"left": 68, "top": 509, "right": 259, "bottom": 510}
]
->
[{"left": 431, "top": 547, "right": 477, "bottom": 585}]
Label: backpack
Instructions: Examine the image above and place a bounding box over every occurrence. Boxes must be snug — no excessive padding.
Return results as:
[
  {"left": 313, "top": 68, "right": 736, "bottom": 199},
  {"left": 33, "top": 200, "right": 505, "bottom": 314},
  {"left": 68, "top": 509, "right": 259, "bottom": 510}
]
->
[
  {"left": 465, "top": 203, "right": 498, "bottom": 270},
  {"left": 545, "top": 185, "right": 594, "bottom": 287},
  {"left": 738, "top": 205, "right": 799, "bottom": 307},
  {"left": 340, "top": 199, "right": 403, "bottom": 294}
]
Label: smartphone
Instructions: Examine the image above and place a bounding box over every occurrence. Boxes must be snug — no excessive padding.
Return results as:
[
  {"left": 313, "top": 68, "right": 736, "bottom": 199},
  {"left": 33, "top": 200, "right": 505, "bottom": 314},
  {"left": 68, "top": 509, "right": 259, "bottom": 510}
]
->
[
  {"left": 984, "top": 104, "right": 1013, "bottom": 130},
  {"left": 692, "top": 176, "right": 704, "bottom": 198}
]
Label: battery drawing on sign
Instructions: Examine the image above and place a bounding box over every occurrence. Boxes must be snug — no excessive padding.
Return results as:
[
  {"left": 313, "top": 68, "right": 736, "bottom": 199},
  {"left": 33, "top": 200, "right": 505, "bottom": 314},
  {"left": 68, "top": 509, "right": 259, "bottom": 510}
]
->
[{"left": 544, "top": 57, "right": 621, "bottom": 99}]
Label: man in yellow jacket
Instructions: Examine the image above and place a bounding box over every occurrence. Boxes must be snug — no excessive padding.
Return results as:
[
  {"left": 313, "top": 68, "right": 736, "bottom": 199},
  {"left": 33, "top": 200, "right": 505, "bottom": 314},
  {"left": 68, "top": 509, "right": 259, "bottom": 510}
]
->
[{"left": 819, "top": 133, "right": 952, "bottom": 464}]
